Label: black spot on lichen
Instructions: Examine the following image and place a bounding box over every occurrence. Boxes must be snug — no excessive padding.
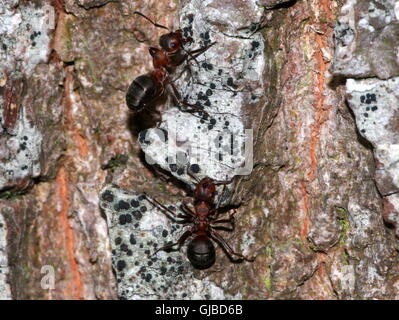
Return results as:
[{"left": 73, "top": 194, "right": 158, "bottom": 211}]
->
[
  {"left": 365, "top": 93, "right": 376, "bottom": 104},
  {"left": 162, "top": 229, "right": 168, "bottom": 237},
  {"left": 227, "top": 77, "right": 236, "bottom": 88},
  {"left": 251, "top": 41, "right": 260, "bottom": 50},
  {"left": 206, "top": 89, "right": 213, "bottom": 96},
  {"left": 177, "top": 168, "right": 184, "bottom": 175},
  {"left": 117, "top": 200, "right": 130, "bottom": 211},
  {"left": 119, "top": 214, "right": 127, "bottom": 225},
  {"left": 102, "top": 191, "right": 114, "bottom": 203},
  {"left": 117, "top": 260, "right": 126, "bottom": 271},
  {"left": 371, "top": 106, "right": 378, "bottom": 111},
  {"left": 132, "top": 211, "right": 143, "bottom": 220},
  {"left": 115, "top": 237, "right": 122, "bottom": 245},
  {"left": 131, "top": 199, "right": 139, "bottom": 207},
  {"left": 190, "top": 163, "right": 200, "bottom": 173},
  {"left": 140, "top": 206, "right": 147, "bottom": 213}
]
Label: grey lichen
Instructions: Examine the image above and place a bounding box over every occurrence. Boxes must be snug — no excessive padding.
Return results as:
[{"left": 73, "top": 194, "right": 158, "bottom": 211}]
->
[
  {"left": 0, "top": 107, "right": 43, "bottom": 191},
  {"left": 0, "top": 213, "right": 11, "bottom": 300},
  {"left": 332, "top": 0, "right": 399, "bottom": 79},
  {"left": 99, "top": 185, "right": 240, "bottom": 300}
]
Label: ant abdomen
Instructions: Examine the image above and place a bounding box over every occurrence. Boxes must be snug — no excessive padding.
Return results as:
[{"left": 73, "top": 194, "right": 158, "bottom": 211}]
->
[
  {"left": 126, "top": 74, "right": 159, "bottom": 111},
  {"left": 187, "top": 235, "right": 216, "bottom": 269}
]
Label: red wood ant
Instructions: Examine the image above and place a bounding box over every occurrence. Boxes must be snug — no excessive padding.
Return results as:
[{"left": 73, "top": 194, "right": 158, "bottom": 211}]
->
[
  {"left": 144, "top": 175, "right": 255, "bottom": 269},
  {"left": 126, "top": 12, "right": 215, "bottom": 113}
]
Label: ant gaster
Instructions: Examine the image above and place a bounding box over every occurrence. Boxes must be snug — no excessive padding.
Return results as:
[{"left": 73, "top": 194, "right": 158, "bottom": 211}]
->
[
  {"left": 144, "top": 175, "right": 255, "bottom": 269},
  {"left": 126, "top": 12, "right": 215, "bottom": 113}
]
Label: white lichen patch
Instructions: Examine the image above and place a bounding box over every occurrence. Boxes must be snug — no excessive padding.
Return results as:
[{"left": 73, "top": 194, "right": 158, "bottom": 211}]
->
[
  {"left": 347, "top": 201, "right": 373, "bottom": 245},
  {"left": 332, "top": 0, "right": 399, "bottom": 79},
  {"left": 241, "top": 232, "right": 256, "bottom": 256},
  {"left": 139, "top": 0, "right": 264, "bottom": 193},
  {"left": 0, "top": 108, "right": 43, "bottom": 189},
  {"left": 0, "top": 213, "right": 11, "bottom": 300},
  {"left": 99, "top": 185, "right": 238, "bottom": 300},
  {"left": 346, "top": 77, "right": 399, "bottom": 195},
  {"left": 330, "top": 263, "right": 355, "bottom": 297},
  {"left": 0, "top": 2, "right": 53, "bottom": 75}
]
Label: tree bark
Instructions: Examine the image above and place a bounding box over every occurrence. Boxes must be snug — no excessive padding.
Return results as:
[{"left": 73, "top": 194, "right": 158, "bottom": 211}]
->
[{"left": 0, "top": 0, "right": 398, "bottom": 299}]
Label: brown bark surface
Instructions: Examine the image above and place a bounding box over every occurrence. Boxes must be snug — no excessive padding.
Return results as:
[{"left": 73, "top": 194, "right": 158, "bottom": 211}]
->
[{"left": 1, "top": 0, "right": 399, "bottom": 299}]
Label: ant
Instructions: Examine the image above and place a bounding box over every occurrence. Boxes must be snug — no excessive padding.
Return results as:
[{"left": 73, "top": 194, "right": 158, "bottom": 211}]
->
[
  {"left": 126, "top": 11, "right": 215, "bottom": 114},
  {"left": 144, "top": 174, "right": 255, "bottom": 269}
]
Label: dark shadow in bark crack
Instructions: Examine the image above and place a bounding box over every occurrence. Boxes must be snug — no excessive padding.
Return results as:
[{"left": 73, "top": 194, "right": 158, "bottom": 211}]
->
[
  {"left": 265, "top": 0, "right": 298, "bottom": 10},
  {"left": 126, "top": 95, "right": 167, "bottom": 139},
  {"left": 328, "top": 75, "right": 346, "bottom": 91}
]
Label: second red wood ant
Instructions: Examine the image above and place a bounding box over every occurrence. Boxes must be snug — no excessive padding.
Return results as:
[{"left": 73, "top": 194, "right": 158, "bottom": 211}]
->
[
  {"left": 144, "top": 175, "right": 255, "bottom": 269},
  {"left": 126, "top": 12, "right": 215, "bottom": 114}
]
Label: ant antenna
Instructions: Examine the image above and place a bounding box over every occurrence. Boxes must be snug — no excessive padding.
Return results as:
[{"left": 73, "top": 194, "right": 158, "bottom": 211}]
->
[{"left": 134, "top": 11, "right": 170, "bottom": 31}]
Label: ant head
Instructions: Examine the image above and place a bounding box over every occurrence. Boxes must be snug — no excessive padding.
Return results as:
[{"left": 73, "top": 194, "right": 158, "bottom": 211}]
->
[
  {"left": 187, "top": 235, "right": 215, "bottom": 269},
  {"left": 159, "top": 31, "right": 183, "bottom": 53},
  {"left": 194, "top": 177, "right": 216, "bottom": 202},
  {"left": 149, "top": 47, "right": 168, "bottom": 68}
]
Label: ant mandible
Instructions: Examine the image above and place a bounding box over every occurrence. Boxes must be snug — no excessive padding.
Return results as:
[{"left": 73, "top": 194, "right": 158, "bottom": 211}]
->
[
  {"left": 126, "top": 12, "right": 215, "bottom": 114},
  {"left": 144, "top": 175, "right": 255, "bottom": 269}
]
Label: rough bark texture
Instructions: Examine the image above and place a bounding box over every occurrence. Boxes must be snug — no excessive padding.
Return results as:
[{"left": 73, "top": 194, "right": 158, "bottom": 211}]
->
[{"left": 0, "top": 0, "right": 399, "bottom": 300}]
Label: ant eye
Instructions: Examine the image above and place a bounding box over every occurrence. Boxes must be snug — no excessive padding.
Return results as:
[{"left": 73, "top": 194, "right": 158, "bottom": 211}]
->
[{"left": 170, "top": 42, "right": 177, "bottom": 48}]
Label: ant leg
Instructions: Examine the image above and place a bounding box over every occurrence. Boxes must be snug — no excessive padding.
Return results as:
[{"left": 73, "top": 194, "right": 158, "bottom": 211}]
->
[
  {"left": 211, "top": 209, "right": 236, "bottom": 230},
  {"left": 134, "top": 11, "right": 169, "bottom": 31},
  {"left": 143, "top": 193, "right": 192, "bottom": 223},
  {"left": 212, "top": 209, "right": 236, "bottom": 225},
  {"left": 168, "top": 82, "right": 209, "bottom": 115},
  {"left": 187, "top": 42, "right": 216, "bottom": 58},
  {"left": 180, "top": 201, "right": 196, "bottom": 219},
  {"left": 213, "top": 177, "right": 234, "bottom": 186},
  {"left": 210, "top": 225, "right": 234, "bottom": 232},
  {"left": 170, "top": 42, "right": 217, "bottom": 81},
  {"left": 209, "top": 229, "right": 255, "bottom": 262},
  {"left": 153, "top": 229, "right": 192, "bottom": 254},
  {"left": 185, "top": 42, "right": 216, "bottom": 68}
]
